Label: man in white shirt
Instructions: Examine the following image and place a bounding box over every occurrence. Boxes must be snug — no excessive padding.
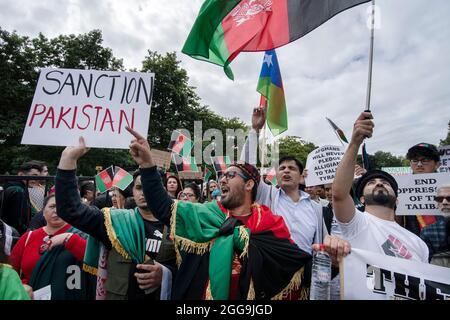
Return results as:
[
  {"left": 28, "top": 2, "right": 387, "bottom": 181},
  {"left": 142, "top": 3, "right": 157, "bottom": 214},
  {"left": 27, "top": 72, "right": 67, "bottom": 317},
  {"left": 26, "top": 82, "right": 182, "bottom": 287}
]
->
[
  {"left": 333, "top": 111, "right": 429, "bottom": 263},
  {"left": 241, "top": 108, "right": 333, "bottom": 254}
]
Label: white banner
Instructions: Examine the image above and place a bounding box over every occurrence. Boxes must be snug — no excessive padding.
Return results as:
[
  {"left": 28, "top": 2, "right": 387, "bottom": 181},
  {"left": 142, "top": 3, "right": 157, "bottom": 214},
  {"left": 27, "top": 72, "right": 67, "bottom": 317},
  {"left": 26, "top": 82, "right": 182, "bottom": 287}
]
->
[
  {"left": 438, "top": 145, "right": 450, "bottom": 173},
  {"left": 396, "top": 172, "right": 450, "bottom": 216},
  {"left": 305, "top": 145, "right": 345, "bottom": 187},
  {"left": 342, "top": 248, "right": 450, "bottom": 300},
  {"left": 381, "top": 167, "right": 412, "bottom": 176},
  {"left": 21, "top": 68, "right": 154, "bottom": 149}
]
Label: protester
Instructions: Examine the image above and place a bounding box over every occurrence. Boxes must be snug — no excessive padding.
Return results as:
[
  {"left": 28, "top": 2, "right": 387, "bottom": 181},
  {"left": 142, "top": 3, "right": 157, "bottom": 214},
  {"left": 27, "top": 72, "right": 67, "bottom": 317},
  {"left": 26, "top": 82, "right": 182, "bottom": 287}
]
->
[
  {"left": 9, "top": 194, "right": 94, "bottom": 299},
  {"left": 404, "top": 143, "right": 441, "bottom": 236},
  {"left": 28, "top": 160, "right": 48, "bottom": 213},
  {"left": 55, "top": 143, "right": 176, "bottom": 300},
  {"left": 165, "top": 175, "right": 182, "bottom": 199},
  {"left": 125, "top": 126, "right": 319, "bottom": 300},
  {"left": 80, "top": 181, "right": 96, "bottom": 205},
  {"left": 178, "top": 183, "right": 201, "bottom": 203},
  {"left": 0, "top": 246, "right": 30, "bottom": 300},
  {"left": 206, "top": 180, "right": 219, "bottom": 202},
  {"left": 241, "top": 108, "right": 334, "bottom": 255},
  {"left": 111, "top": 184, "right": 132, "bottom": 209},
  {"left": 333, "top": 112, "right": 429, "bottom": 264},
  {"left": 420, "top": 184, "right": 450, "bottom": 266},
  {"left": 1, "top": 161, "right": 45, "bottom": 234}
]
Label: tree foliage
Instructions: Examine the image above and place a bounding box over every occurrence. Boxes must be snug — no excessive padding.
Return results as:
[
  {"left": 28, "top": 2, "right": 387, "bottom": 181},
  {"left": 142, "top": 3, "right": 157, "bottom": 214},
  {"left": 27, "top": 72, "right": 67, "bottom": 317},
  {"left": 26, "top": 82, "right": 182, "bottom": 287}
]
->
[
  {"left": 0, "top": 29, "right": 246, "bottom": 175},
  {"left": 278, "top": 136, "right": 317, "bottom": 167}
]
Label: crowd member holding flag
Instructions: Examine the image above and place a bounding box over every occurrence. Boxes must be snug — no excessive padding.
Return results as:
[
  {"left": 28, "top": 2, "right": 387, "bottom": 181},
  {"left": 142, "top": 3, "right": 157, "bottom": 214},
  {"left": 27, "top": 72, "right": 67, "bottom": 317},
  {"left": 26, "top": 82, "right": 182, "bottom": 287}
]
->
[
  {"left": 241, "top": 108, "right": 340, "bottom": 256},
  {"left": 54, "top": 139, "right": 176, "bottom": 300},
  {"left": 332, "top": 112, "right": 429, "bottom": 273},
  {"left": 125, "top": 126, "right": 318, "bottom": 300}
]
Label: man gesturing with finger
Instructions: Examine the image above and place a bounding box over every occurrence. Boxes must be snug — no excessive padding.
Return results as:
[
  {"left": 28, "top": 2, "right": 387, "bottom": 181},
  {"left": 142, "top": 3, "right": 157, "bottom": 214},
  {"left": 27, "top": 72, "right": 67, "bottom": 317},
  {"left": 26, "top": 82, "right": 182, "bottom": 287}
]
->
[{"left": 55, "top": 137, "right": 176, "bottom": 300}]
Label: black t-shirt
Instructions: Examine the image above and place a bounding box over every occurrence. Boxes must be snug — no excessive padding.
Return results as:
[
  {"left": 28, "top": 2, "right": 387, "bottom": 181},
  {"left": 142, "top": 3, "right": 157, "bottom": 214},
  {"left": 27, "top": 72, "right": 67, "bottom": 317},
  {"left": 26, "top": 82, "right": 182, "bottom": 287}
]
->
[{"left": 127, "top": 219, "right": 166, "bottom": 300}]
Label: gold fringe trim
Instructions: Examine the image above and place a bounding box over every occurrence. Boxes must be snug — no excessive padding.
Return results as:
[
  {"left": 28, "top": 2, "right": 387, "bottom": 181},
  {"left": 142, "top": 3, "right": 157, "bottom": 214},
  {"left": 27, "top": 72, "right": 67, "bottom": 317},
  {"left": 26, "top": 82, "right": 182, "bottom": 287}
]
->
[
  {"left": 82, "top": 264, "right": 98, "bottom": 276},
  {"left": 299, "top": 287, "right": 310, "bottom": 300},
  {"left": 174, "top": 236, "right": 212, "bottom": 255},
  {"left": 169, "top": 201, "right": 183, "bottom": 267},
  {"left": 271, "top": 267, "right": 304, "bottom": 300},
  {"left": 238, "top": 226, "right": 250, "bottom": 259},
  {"left": 246, "top": 279, "right": 255, "bottom": 300},
  {"left": 205, "top": 280, "right": 213, "bottom": 300},
  {"left": 102, "top": 207, "right": 130, "bottom": 259}
]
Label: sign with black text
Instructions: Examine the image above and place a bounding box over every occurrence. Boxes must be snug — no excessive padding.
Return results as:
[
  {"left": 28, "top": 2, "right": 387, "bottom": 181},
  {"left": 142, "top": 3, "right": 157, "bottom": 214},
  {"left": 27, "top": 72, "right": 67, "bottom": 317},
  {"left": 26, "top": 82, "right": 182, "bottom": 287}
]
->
[
  {"left": 305, "top": 145, "right": 345, "bottom": 186},
  {"left": 342, "top": 248, "right": 450, "bottom": 300},
  {"left": 438, "top": 145, "right": 450, "bottom": 173},
  {"left": 21, "top": 68, "right": 154, "bottom": 149},
  {"left": 396, "top": 172, "right": 450, "bottom": 215}
]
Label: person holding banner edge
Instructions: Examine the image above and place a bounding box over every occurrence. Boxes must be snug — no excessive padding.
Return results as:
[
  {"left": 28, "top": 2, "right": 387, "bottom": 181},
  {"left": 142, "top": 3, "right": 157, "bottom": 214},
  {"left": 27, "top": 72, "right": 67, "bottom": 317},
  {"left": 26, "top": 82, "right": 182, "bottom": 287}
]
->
[{"left": 333, "top": 111, "right": 429, "bottom": 264}]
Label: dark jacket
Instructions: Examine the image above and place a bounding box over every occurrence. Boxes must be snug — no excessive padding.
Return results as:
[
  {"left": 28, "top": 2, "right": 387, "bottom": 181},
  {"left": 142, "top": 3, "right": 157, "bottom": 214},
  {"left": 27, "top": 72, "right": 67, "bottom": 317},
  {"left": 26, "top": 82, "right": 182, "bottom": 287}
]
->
[
  {"left": 1, "top": 181, "right": 32, "bottom": 235},
  {"left": 55, "top": 169, "right": 175, "bottom": 300}
]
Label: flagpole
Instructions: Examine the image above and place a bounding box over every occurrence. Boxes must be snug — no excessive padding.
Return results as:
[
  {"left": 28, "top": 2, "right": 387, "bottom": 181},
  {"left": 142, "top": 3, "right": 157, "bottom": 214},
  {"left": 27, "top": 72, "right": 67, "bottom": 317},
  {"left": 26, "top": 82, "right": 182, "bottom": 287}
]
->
[
  {"left": 260, "top": 122, "right": 267, "bottom": 172},
  {"left": 365, "top": 0, "right": 375, "bottom": 112}
]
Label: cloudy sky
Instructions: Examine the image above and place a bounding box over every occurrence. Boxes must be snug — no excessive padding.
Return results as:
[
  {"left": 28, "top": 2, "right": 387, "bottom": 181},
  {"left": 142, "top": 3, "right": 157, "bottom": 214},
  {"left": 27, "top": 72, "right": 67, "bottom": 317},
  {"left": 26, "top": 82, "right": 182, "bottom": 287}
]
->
[{"left": 1, "top": 0, "right": 449, "bottom": 157}]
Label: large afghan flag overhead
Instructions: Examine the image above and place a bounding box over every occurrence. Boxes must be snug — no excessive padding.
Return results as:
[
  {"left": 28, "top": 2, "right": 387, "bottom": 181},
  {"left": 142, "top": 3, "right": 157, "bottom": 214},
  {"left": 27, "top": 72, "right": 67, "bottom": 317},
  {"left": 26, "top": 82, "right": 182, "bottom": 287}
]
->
[{"left": 182, "top": 0, "right": 371, "bottom": 79}]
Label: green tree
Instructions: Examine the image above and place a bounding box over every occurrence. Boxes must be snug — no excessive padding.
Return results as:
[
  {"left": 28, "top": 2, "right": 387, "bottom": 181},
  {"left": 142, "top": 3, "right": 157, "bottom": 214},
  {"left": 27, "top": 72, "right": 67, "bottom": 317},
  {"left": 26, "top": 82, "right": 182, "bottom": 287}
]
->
[
  {"left": 440, "top": 121, "right": 450, "bottom": 146},
  {"left": 278, "top": 136, "right": 317, "bottom": 167},
  {"left": 0, "top": 30, "right": 247, "bottom": 175}
]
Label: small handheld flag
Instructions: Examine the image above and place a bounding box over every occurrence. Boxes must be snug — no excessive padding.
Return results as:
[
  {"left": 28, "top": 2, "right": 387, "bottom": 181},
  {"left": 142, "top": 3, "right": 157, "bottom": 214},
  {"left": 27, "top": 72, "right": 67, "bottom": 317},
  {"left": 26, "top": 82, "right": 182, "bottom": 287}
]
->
[
  {"left": 168, "top": 130, "right": 193, "bottom": 157},
  {"left": 326, "top": 117, "right": 348, "bottom": 144},
  {"left": 95, "top": 166, "right": 133, "bottom": 193},
  {"left": 265, "top": 167, "right": 277, "bottom": 186},
  {"left": 204, "top": 167, "right": 212, "bottom": 182},
  {"left": 211, "top": 156, "right": 231, "bottom": 176},
  {"left": 173, "top": 154, "right": 199, "bottom": 173},
  {"left": 257, "top": 50, "right": 287, "bottom": 136}
]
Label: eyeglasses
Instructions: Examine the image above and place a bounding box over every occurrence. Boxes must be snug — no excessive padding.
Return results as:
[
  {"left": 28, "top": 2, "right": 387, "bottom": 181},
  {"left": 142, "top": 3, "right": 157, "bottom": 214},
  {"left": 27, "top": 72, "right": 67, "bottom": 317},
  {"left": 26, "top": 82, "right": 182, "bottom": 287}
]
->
[
  {"left": 178, "top": 192, "right": 195, "bottom": 199},
  {"left": 410, "top": 158, "right": 431, "bottom": 165},
  {"left": 222, "top": 171, "right": 249, "bottom": 181},
  {"left": 435, "top": 196, "right": 450, "bottom": 203}
]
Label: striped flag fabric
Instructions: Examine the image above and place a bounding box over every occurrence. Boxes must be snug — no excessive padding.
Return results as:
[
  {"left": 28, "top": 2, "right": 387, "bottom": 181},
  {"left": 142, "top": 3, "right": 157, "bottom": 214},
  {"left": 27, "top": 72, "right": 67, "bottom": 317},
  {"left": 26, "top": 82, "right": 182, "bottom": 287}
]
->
[
  {"left": 95, "top": 166, "right": 132, "bottom": 193},
  {"left": 257, "top": 49, "right": 287, "bottom": 136},
  {"left": 112, "top": 167, "right": 133, "bottom": 191},
  {"left": 173, "top": 154, "right": 199, "bottom": 172},
  {"left": 182, "top": 0, "right": 371, "bottom": 79},
  {"left": 211, "top": 155, "right": 232, "bottom": 176},
  {"left": 168, "top": 130, "right": 193, "bottom": 157},
  {"left": 326, "top": 117, "right": 348, "bottom": 144},
  {"left": 95, "top": 166, "right": 115, "bottom": 193},
  {"left": 265, "top": 167, "right": 277, "bottom": 186},
  {"left": 204, "top": 167, "right": 212, "bottom": 182}
]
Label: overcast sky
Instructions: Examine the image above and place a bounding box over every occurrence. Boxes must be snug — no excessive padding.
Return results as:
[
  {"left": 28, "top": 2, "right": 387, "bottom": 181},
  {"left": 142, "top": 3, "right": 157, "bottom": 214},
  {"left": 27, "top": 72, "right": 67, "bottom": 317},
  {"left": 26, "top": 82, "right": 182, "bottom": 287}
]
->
[{"left": 1, "top": 0, "right": 449, "bottom": 157}]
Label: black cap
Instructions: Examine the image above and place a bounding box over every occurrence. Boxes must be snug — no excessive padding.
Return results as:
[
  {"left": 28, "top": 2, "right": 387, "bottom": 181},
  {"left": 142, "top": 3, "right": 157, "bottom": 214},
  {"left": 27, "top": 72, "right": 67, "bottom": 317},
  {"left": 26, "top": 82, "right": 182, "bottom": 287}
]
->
[
  {"left": 406, "top": 143, "right": 440, "bottom": 162},
  {"left": 355, "top": 169, "right": 399, "bottom": 199}
]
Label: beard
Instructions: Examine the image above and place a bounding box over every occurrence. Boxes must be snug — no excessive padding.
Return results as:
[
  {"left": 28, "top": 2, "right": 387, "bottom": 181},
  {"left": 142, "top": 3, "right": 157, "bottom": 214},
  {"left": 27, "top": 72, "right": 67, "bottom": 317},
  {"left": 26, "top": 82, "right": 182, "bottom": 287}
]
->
[
  {"left": 221, "top": 185, "right": 246, "bottom": 210},
  {"left": 364, "top": 190, "right": 396, "bottom": 209}
]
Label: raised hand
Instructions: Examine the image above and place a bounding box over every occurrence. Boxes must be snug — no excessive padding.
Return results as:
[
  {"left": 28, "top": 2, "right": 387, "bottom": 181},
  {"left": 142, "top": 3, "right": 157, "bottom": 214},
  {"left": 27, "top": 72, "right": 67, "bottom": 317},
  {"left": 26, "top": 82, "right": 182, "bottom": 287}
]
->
[
  {"left": 125, "top": 126, "right": 155, "bottom": 168},
  {"left": 350, "top": 111, "right": 374, "bottom": 146},
  {"left": 252, "top": 107, "right": 266, "bottom": 132},
  {"left": 58, "top": 137, "right": 90, "bottom": 170}
]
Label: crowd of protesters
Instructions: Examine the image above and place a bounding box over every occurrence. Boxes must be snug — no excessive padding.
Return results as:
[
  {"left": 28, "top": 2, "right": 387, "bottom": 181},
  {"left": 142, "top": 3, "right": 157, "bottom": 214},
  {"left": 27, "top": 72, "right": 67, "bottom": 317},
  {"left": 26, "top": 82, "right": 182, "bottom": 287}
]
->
[{"left": 0, "top": 110, "right": 449, "bottom": 300}]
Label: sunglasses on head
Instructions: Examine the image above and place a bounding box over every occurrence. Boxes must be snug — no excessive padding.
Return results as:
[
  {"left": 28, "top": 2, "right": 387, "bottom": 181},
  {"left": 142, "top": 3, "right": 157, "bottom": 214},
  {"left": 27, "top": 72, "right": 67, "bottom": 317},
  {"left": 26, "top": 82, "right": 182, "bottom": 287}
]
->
[{"left": 435, "top": 196, "right": 450, "bottom": 203}]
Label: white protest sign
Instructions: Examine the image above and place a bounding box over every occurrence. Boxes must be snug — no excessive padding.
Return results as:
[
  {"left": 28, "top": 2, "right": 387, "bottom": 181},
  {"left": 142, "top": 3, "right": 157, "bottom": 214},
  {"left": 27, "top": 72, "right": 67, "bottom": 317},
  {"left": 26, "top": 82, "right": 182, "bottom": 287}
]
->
[
  {"left": 21, "top": 68, "right": 154, "bottom": 149},
  {"left": 438, "top": 145, "right": 450, "bottom": 173},
  {"left": 396, "top": 172, "right": 450, "bottom": 216},
  {"left": 33, "top": 285, "right": 52, "bottom": 300},
  {"left": 342, "top": 248, "right": 450, "bottom": 300},
  {"left": 381, "top": 167, "right": 412, "bottom": 176},
  {"left": 305, "top": 145, "right": 345, "bottom": 187}
]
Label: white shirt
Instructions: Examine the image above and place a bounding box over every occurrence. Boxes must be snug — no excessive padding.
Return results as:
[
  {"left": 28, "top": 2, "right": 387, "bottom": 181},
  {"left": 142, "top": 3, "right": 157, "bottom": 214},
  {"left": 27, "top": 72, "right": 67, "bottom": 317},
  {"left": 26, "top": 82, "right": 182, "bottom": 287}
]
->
[{"left": 336, "top": 208, "right": 429, "bottom": 263}]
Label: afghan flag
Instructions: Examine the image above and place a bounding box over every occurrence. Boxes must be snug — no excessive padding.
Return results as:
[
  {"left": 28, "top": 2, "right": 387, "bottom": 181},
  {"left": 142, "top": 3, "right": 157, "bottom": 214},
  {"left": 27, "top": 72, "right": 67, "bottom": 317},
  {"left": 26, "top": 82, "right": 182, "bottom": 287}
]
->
[
  {"left": 168, "top": 131, "right": 193, "bottom": 157},
  {"left": 204, "top": 167, "right": 212, "bottom": 182},
  {"left": 173, "top": 154, "right": 199, "bottom": 172},
  {"left": 182, "top": 0, "right": 371, "bottom": 80},
  {"left": 266, "top": 167, "right": 277, "bottom": 186},
  {"left": 257, "top": 49, "right": 287, "bottom": 135},
  {"left": 95, "top": 166, "right": 114, "bottom": 193},
  {"left": 212, "top": 155, "right": 231, "bottom": 175},
  {"left": 326, "top": 117, "right": 348, "bottom": 144},
  {"left": 112, "top": 167, "right": 133, "bottom": 191}
]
